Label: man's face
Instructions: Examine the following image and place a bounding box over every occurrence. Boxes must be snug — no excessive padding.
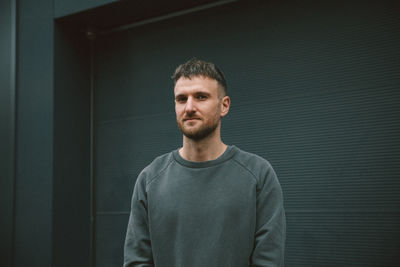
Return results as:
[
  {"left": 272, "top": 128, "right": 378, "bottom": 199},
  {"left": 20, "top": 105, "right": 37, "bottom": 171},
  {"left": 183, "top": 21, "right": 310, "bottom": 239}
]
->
[{"left": 174, "top": 76, "right": 228, "bottom": 141}]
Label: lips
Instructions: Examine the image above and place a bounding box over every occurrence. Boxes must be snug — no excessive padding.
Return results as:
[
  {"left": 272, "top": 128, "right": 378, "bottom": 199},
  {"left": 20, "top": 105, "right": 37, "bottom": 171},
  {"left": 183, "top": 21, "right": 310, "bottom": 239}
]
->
[{"left": 183, "top": 117, "right": 201, "bottom": 121}]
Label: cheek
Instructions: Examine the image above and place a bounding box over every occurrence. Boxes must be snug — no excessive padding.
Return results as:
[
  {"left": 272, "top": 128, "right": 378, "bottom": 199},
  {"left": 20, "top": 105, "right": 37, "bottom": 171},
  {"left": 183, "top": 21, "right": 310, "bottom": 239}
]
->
[
  {"left": 175, "top": 106, "right": 183, "bottom": 117},
  {"left": 213, "top": 103, "right": 222, "bottom": 115}
]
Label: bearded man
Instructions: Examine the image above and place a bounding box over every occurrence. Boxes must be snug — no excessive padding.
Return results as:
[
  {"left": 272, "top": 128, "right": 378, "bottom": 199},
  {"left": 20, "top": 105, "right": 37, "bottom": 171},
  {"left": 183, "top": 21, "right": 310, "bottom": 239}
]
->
[{"left": 123, "top": 59, "right": 286, "bottom": 267}]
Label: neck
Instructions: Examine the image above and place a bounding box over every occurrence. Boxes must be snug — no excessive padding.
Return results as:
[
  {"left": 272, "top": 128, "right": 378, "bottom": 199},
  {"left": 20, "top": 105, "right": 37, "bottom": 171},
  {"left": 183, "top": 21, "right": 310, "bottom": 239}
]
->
[{"left": 179, "top": 127, "right": 227, "bottom": 162}]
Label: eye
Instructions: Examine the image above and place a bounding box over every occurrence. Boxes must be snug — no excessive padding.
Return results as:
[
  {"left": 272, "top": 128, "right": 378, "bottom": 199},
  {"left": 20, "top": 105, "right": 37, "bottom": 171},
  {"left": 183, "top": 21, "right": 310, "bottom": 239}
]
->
[
  {"left": 175, "top": 96, "right": 187, "bottom": 103},
  {"left": 197, "top": 95, "right": 207, "bottom": 100}
]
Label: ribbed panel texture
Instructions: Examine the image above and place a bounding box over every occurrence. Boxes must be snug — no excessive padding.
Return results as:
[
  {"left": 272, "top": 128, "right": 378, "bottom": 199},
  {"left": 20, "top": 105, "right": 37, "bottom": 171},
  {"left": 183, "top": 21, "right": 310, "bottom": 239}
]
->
[{"left": 94, "top": 1, "right": 400, "bottom": 266}]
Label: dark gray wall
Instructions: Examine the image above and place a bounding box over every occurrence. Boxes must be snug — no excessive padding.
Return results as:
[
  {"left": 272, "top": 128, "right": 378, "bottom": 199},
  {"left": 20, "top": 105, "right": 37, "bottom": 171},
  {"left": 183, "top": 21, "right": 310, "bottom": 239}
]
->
[
  {"left": 13, "top": 1, "right": 92, "bottom": 267},
  {"left": 14, "top": 0, "right": 54, "bottom": 266},
  {"left": 54, "top": 0, "right": 117, "bottom": 18},
  {"left": 0, "top": 0, "right": 16, "bottom": 266},
  {"left": 53, "top": 23, "right": 92, "bottom": 267},
  {"left": 54, "top": 0, "right": 232, "bottom": 35},
  {"left": 2, "top": 0, "right": 399, "bottom": 266},
  {"left": 2, "top": 1, "right": 232, "bottom": 266},
  {"left": 94, "top": 0, "right": 400, "bottom": 266},
  {"left": 9, "top": 0, "right": 92, "bottom": 267}
]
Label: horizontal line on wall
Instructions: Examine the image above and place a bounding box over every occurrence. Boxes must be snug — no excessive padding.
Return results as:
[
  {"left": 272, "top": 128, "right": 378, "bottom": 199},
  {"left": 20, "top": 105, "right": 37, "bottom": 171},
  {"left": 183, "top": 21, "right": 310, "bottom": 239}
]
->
[
  {"left": 231, "top": 83, "right": 400, "bottom": 110},
  {"left": 285, "top": 209, "right": 400, "bottom": 213},
  {"left": 94, "top": 209, "right": 400, "bottom": 215},
  {"left": 100, "top": 111, "right": 175, "bottom": 125},
  {"left": 96, "top": 211, "right": 130, "bottom": 216}
]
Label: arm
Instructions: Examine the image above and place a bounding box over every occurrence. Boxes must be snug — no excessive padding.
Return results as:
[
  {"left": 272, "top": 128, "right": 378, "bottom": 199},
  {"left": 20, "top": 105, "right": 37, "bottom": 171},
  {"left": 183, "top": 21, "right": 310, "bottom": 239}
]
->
[
  {"left": 250, "top": 165, "right": 286, "bottom": 267},
  {"left": 123, "top": 174, "right": 154, "bottom": 267}
]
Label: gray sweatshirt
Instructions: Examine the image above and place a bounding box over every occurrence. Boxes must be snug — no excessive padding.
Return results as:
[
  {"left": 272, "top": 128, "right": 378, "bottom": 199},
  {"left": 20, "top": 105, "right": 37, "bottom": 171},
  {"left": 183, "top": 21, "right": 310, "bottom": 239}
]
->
[{"left": 124, "top": 145, "right": 285, "bottom": 267}]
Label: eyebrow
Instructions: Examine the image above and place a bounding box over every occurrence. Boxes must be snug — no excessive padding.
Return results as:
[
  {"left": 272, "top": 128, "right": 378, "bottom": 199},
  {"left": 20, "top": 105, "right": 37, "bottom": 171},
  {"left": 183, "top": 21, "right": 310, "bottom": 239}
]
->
[
  {"left": 174, "top": 91, "right": 211, "bottom": 98},
  {"left": 194, "top": 91, "right": 211, "bottom": 96}
]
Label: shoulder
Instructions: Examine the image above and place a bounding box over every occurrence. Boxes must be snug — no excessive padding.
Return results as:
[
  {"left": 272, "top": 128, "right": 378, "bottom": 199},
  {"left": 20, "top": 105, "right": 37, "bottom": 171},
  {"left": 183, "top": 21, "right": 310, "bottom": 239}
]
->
[
  {"left": 232, "top": 146, "right": 274, "bottom": 175},
  {"left": 136, "top": 151, "right": 175, "bottom": 187},
  {"left": 232, "top": 146, "right": 272, "bottom": 168},
  {"left": 231, "top": 146, "right": 277, "bottom": 188}
]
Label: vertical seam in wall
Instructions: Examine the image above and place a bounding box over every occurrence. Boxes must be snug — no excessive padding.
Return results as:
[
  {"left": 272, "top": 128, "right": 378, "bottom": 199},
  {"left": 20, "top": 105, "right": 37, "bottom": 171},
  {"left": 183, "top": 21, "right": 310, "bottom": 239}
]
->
[
  {"left": 50, "top": 0, "right": 55, "bottom": 264},
  {"left": 11, "top": 0, "right": 17, "bottom": 265},
  {"left": 89, "top": 35, "right": 96, "bottom": 267}
]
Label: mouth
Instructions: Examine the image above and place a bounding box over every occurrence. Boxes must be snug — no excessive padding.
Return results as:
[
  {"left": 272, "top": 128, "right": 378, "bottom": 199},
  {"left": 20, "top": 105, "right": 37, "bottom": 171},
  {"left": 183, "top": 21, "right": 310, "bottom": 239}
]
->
[{"left": 183, "top": 118, "right": 201, "bottom": 122}]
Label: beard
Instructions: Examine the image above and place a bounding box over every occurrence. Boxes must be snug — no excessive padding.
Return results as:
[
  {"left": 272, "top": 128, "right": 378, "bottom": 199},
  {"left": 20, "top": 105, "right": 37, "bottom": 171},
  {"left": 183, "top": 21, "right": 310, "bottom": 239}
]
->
[{"left": 177, "top": 116, "right": 220, "bottom": 141}]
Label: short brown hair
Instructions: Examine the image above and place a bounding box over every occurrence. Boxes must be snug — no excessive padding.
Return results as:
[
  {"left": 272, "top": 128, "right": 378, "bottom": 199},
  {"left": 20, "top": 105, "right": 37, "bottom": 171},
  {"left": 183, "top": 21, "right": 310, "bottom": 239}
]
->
[{"left": 172, "top": 58, "right": 227, "bottom": 96}]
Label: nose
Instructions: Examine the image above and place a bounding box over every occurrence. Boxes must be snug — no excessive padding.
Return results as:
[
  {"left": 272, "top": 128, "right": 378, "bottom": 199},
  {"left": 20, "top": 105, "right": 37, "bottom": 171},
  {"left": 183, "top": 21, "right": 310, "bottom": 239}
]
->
[{"left": 184, "top": 97, "right": 196, "bottom": 114}]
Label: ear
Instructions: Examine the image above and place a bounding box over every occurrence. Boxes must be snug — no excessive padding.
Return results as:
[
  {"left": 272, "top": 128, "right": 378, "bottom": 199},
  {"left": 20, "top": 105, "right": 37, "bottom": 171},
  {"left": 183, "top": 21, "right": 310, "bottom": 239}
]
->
[{"left": 220, "top": 96, "right": 230, "bottom": 118}]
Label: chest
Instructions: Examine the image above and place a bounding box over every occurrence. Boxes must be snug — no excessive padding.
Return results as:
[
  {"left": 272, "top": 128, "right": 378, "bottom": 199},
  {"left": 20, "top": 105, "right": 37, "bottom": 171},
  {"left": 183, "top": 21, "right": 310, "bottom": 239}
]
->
[{"left": 147, "top": 164, "right": 257, "bottom": 226}]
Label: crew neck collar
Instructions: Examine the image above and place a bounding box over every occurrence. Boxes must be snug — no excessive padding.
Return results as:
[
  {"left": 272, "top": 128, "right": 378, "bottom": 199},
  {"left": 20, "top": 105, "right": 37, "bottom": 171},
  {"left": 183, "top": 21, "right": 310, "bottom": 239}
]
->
[{"left": 173, "top": 145, "right": 236, "bottom": 168}]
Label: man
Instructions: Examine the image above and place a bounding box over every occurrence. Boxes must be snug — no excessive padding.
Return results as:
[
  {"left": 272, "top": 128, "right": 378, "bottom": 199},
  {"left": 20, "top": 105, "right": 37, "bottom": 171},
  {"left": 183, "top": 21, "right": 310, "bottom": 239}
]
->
[{"left": 124, "top": 59, "right": 286, "bottom": 267}]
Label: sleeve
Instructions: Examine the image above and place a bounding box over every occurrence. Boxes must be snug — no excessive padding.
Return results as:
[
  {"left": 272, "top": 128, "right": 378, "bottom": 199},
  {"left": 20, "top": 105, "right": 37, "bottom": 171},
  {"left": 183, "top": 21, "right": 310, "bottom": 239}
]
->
[
  {"left": 250, "top": 164, "right": 286, "bottom": 267},
  {"left": 123, "top": 173, "right": 154, "bottom": 267}
]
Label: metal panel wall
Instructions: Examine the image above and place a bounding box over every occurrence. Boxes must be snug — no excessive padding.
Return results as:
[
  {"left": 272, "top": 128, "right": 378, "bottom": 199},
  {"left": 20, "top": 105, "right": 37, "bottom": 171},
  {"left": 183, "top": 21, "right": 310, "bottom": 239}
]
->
[
  {"left": 0, "top": 0, "right": 16, "bottom": 266},
  {"left": 53, "top": 23, "right": 92, "bottom": 267},
  {"left": 54, "top": 0, "right": 117, "bottom": 18},
  {"left": 14, "top": 0, "right": 54, "bottom": 266},
  {"left": 94, "top": 0, "right": 400, "bottom": 266}
]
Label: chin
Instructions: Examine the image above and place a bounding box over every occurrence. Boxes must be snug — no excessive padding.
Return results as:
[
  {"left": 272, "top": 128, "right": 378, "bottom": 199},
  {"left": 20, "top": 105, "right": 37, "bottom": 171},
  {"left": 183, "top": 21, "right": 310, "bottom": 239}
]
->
[{"left": 181, "top": 124, "right": 219, "bottom": 141}]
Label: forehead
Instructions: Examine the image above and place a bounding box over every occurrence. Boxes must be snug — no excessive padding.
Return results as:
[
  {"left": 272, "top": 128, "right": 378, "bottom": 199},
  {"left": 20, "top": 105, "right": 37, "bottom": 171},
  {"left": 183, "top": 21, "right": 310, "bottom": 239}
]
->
[{"left": 174, "top": 76, "right": 219, "bottom": 95}]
